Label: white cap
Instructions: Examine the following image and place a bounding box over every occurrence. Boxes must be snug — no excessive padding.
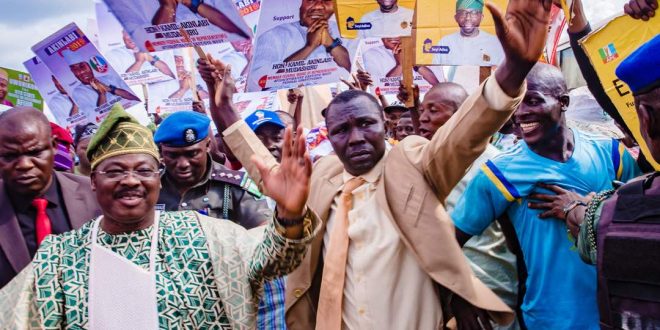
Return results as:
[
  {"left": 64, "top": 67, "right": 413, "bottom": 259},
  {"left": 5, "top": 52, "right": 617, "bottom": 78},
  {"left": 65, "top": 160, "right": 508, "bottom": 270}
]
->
[{"left": 61, "top": 49, "right": 87, "bottom": 66}]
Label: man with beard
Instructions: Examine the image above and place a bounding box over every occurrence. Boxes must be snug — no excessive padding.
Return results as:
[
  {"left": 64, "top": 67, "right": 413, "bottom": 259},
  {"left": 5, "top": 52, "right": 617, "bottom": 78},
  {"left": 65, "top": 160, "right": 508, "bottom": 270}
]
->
[
  {"left": 209, "top": 0, "right": 556, "bottom": 328},
  {"left": 0, "top": 107, "right": 99, "bottom": 289},
  {"left": 107, "top": 30, "right": 175, "bottom": 80},
  {"left": 62, "top": 49, "right": 140, "bottom": 110},
  {"left": 0, "top": 68, "right": 14, "bottom": 107},
  {"left": 357, "top": 0, "right": 414, "bottom": 38},
  {"left": 433, "top": 0, "right": 504, "bottom": 66},
  {"left": 155, "top": 111, "right": 270, "bottom": 228},
  {"left": 451, "top": 63, "right": 641, "bottom": 328},
  {"left": 0, "top": 103, "right": 318, "bottom": 329},
  {"left": 250, "top": 0, "right": 352, "bottom": 91}
]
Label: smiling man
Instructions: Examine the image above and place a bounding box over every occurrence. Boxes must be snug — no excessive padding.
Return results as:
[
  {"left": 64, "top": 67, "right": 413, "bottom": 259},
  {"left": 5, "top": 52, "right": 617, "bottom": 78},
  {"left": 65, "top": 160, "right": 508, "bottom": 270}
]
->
[
  {"left": 0, "top": 107, "right": 99, "bottom": 289},
  {"left": 0, "top": 68, "right": 14, "bottom": 107},
  {"left": 451, "top": 63, "right": 641, "bottom": 328},
  {"left": 0, "top": 104, "right": 318, "bottom": 329},
  {"left": 357, "top": 0, "right": 414, "bottom": 38},
  {"left": 432, "top": 0, "right": 504, "bottom": 66},
  {"left": 155, "top": 111, "right": 270, "bottom": 228}
]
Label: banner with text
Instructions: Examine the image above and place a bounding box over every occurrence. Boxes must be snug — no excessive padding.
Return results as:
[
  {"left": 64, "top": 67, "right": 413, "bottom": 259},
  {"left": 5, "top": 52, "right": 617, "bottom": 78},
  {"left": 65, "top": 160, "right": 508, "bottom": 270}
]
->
[
  {"left": 0, "top": 66, "right": 43, "bottom": 112},
  {"left": 581, "top": 15, "right": 660, "bottom": 170},
  {"left": 334, "top": 0, "right": 415, "bottom": 39}
]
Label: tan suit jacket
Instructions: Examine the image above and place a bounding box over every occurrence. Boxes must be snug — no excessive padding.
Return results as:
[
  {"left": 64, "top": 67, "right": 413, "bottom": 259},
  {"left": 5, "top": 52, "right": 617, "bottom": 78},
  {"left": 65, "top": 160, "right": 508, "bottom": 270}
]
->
[
  {"left": 0, "top": 171, "right": 100, "bottom": 288},
  {"left": 224, "top": 76, "right": 524, "bottom": 329}
]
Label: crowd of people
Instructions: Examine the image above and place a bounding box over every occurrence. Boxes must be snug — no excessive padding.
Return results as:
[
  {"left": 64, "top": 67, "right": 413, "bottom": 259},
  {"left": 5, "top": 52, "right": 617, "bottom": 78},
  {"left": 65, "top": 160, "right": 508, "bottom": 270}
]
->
[{"left": 0, "top": 0, "right": 659, "bottom": 329}]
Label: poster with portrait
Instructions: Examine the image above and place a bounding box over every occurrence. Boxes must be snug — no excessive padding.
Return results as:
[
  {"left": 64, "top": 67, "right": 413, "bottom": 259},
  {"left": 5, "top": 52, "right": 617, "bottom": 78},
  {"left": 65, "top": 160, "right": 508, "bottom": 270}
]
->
[
  {"left": 235, "top": 0, "right": 262, "bottom": 35},
  {"left": 581, "top": 14, "right": 660, "bottom": 170},
  {"left": 246, "top": 0, "right": 359, "bottom": 92},
  {"left": 335, "top": 0, "right": 415, "bottom": 39},
  {"left": 416, "top": 0, "right": 506, "bottom": 66},
  {"left": 147, "top": 52, "right": 194, "bottom": 114},
  {"left": 103, "top": 0, "right": 252, "bottom": 53},
  {"left": 24, "top": 57, "right": 79, "bottom": 127},
  {"left": 357, "top": 37, "right": 445, "bottom": 95},
  {"left": 0, "top": 66, "right": 43, "bottom": 112},
  {"left": 96, "top": 2, "right": 178, "bottom": 86},
  {"left": 191, "top": 41, "right": 252, "bottom": 94},
  {"left": 31, "top": 23, "right": 141, "bottom": 127}
]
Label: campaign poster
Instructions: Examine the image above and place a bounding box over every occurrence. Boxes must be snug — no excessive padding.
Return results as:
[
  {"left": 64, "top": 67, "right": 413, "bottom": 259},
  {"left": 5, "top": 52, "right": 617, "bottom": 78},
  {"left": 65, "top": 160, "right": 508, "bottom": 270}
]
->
[
  {"left": 233, "top": 90, "right": 282, "bottom": 118},
  {"left": 416, "top": 0, "right": 507, "bottom": 66},
  {"left": 147, "top": 53, "right": 195, "bottom": 114},
  {"left": 357, "top": 37, "right": 445, "bottom": 95},
  {"left": 581, "top": 15, "right": 660, "bottom": 170},
  {"left": 96, "top": 2, "right": 178, "bottom": 86},
  {"left": 32, "top": 23, "right": 142, "bottom": 126},
  {"left": 191, "top": 41, "right": 252, "bottom": 94},
  {"left": 103, "top": 0, "right": 252, "bottom": 52},
  {"left": 246, "top": 0, "right": 359, "bottom": 92},
  {"left": 0, "top": 67, "right": 43, "bottom": 112},
  {"left": 24, "top": 57, "right": 80, "bottom": 127},
  {"left": 235, "top": 0, "right": 262, "bottom": 35},
  {"left": 335, "top": 0, "right": 415, "bottom": 39}
]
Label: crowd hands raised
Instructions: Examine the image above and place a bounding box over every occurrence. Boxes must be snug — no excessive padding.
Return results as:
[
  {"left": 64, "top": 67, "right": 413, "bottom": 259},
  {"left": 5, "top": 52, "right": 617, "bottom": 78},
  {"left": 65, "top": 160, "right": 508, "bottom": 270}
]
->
[{"left": 0, "top": 0, "right": 659, "bottom": 329}]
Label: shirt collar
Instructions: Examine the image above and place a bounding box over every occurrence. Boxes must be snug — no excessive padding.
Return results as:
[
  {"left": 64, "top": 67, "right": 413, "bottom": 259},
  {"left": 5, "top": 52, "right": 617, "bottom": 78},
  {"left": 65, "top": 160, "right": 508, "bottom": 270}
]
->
[
  {"left": 341, "top": 151, "right": 387, "bottom": 186},
  {"left": 8, "top": 172, "right": 60, "bottom": 211}
]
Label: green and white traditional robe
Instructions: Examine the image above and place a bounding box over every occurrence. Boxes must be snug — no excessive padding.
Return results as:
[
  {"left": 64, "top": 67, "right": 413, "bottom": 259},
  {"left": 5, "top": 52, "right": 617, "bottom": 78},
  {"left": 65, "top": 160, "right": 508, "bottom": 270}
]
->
[{"left": 0, "top": 210, "right": 318, "bottom": 329}]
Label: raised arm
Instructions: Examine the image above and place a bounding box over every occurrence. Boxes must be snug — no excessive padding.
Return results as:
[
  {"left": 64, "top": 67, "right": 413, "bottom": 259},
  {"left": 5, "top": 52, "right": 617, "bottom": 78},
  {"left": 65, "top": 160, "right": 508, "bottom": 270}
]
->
[{"left": 420, "top": 0, "right": 551, "bottom": 199}]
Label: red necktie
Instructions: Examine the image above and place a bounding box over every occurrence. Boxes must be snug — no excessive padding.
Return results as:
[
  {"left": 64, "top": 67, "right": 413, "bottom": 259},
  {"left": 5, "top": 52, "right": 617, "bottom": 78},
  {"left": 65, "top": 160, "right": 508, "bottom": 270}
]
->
[{"left": 31, "top": 198, "right": 52, "bottom": 246}]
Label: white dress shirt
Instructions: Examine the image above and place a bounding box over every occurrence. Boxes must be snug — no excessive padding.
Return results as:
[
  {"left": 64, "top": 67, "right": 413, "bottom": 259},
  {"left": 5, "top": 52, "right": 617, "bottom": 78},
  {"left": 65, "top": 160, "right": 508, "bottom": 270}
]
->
[
  {"left": 323, "top": 155, "right": 442, "bottom": 330},
  {"left": 357, "top": 6, "right": 414, "bottom": 38},
  {"left": 433, "top": 30, "right": 504, "bottom": 66}
]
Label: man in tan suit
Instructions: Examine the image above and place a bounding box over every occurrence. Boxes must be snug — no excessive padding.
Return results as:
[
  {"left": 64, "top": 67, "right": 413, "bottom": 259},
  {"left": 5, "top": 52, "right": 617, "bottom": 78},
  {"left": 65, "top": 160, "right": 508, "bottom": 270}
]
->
[
  {"left": 0, "top": 107, "right": 100, "bottom": 289},
  {"left": 204, "top": 0, "right": 554, "bottom": 327}
]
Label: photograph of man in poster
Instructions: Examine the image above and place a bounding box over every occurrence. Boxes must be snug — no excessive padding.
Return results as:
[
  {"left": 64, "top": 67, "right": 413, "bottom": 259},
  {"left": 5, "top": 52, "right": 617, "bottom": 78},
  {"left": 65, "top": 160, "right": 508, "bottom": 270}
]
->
[
  {"left": 251, "top": 0, "right": 352, "bottom": 88},
  {"left": 0, "top": 69, "right": 14, "bottom": 107},
  {"left": 62, "top": 49, "right": 140, "bottom": 109},
  {"left": 363, "top": 37, "right": 444, "bottom": 86},
  {"left": 107, "top": 30, "right": 175, "bottom": 79},
  {"left": 151, "top": 0, "right": 250, "bottom": 39},
  {"left": 358, "top": 0, "right": 414, "bottom": 38},
  {"left": 432, "top": 0, "right": 504, "bottom": 66}
]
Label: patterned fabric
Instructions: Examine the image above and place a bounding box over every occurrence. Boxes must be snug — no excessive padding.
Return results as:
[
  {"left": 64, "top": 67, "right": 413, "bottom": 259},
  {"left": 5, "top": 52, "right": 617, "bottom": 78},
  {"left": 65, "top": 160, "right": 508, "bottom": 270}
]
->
[
  {"left": 87, "top": 103, "right": 159, "bottom": 169},
  {"left": 0, "top": 210, "right": 319, "bottom": 329},
  {"left": 257, "top": 276, "right": 287, "bottom": 330}
]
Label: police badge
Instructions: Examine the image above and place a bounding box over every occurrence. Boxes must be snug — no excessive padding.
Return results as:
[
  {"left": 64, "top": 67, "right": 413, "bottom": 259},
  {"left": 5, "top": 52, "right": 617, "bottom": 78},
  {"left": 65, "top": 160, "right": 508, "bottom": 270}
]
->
[{"left": 184, "top": 128, "right": 197, "bottom": 143}]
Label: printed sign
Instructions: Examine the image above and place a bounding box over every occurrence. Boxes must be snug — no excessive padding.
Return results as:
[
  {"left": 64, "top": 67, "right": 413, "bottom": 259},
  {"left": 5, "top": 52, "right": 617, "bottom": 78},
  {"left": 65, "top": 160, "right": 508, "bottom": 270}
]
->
[
  {"left": 416, "top": 0, "right": 506, "bottom": 66},
  {"left": 31, "top": 23, "right": 141, "bottom": 127},
  {"left": 0, "top": 66, "right": 43, "bottom": 111},
  {"left": 335, "top": 0, "right": 415, "bottom": 38}
]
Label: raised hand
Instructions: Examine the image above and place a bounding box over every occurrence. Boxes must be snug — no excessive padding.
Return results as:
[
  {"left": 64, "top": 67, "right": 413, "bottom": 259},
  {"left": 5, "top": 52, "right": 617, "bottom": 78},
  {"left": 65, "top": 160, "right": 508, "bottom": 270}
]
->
[
  {"left": 355, "top": 70, "right": 373, "bottom": 90},
  {"left": 252, "top": 125, "right": 312, "bottom": 219},
  {"left": 213, "top": 63, "right": 236, "bottom": 110},
  {"left": 487, "top": 0, "right": 552, "bottom": 65},
  {"left": 624, "top": 0, "right": 658, "bottom": 20},
  {"left": 488, "top": 0, "right": 553, "bottom": 96},
  {"left": 90, "top": 79, "right": 109, "bottom": 95}
]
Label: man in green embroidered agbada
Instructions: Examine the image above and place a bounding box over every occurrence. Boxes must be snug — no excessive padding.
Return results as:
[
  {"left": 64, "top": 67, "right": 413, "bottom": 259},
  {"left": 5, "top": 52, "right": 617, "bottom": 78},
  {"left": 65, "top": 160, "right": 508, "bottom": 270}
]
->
[{"left": 0, "top": 104, "right": 319, "bottom": 329}]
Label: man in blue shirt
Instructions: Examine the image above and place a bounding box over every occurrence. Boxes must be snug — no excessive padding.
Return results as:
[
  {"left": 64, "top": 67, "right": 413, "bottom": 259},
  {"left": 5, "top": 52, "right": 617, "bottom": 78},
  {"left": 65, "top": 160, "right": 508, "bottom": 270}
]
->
[{"left": 451, "top": 63, "right": 640, "bottom": 329}]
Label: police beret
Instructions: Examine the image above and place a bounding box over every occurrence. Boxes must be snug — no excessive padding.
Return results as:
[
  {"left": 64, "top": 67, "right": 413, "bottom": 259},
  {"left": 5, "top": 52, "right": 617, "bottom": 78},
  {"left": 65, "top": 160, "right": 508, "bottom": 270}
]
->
[
  {"left": 154, "top": 111, "right": 211, "bottom": 147},
  {"left": 245, "top": 110, "right": 285, "bottom": 132},
  {"left": 615, "top": 35, "right": 660, "bottom": 96}
]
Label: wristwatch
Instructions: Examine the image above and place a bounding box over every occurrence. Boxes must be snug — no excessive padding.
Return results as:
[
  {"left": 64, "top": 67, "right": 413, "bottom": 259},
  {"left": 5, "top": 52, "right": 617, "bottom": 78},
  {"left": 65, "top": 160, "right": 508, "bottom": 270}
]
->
[
  {"left": 562, "top": 200, "right": 587, "bottom": 218},
  {"left": 149, "top": 55, "right": 160, "bottom": 66},
  {"left": 326, "top": 38, "right": 342, "bottom": 53},
  {"left": 190, "top": 0, "right": 204, "bottom": 14},
  {"left": 109, "top": 85, "right": 117, "bottom": 95}
]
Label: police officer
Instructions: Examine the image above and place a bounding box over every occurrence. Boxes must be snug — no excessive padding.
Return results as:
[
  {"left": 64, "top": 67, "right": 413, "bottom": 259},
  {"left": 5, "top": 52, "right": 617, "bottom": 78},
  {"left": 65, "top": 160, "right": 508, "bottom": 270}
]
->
[{"left": 154, "top": 111, "right": 270, "bottom": 229}]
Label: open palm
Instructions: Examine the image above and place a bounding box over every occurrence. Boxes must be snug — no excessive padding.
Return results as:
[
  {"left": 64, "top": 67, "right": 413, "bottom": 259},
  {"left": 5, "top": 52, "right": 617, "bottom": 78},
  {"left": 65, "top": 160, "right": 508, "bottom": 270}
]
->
[
  {"left": 252, "top": 126, "right": 312, "bottom": 219},
  {"left": 487, "top": 0, "right": 553, "bottom": 65}
]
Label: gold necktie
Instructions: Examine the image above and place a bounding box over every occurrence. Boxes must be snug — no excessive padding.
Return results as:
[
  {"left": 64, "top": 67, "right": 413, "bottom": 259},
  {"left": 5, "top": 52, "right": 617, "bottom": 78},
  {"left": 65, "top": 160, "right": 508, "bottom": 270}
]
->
[{"left": 316, "top": 177, "right": 366, "bottom": 330}]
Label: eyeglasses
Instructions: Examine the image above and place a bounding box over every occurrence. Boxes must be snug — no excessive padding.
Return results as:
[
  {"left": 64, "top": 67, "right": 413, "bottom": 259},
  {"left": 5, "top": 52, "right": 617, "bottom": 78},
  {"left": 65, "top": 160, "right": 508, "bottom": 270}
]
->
[
  {"left": 94, "top": 169, "right": 162, "bottom": 181},
  {"left": 456, "top": 10, "right": 482, "bottom": 19}
]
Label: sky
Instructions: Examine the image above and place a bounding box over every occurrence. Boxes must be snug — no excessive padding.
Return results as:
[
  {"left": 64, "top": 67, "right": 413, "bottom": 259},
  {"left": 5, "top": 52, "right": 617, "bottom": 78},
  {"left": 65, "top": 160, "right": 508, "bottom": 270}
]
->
[{"left": 0, "top": 0, "right": 630, "bottom": 72}]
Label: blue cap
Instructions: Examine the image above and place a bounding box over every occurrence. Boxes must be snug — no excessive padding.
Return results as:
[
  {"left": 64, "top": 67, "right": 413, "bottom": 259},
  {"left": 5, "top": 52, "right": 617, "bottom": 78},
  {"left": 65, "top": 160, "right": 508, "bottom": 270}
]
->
[
  {"left": 245, "top": 110, "right": 285, "bottom": 132},
  {"left": 154, "top": 111, "right": 211, "bottom": 147},
  {"left": 615, "top": 35, "right": 660, "bottom": 96}
]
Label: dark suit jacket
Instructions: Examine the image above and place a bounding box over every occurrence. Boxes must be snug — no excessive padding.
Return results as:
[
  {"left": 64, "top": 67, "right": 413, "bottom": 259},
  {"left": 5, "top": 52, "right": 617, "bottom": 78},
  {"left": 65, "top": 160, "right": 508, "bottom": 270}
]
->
[{"left": 0, "top": 171, "right": 100, "bottom": 288}]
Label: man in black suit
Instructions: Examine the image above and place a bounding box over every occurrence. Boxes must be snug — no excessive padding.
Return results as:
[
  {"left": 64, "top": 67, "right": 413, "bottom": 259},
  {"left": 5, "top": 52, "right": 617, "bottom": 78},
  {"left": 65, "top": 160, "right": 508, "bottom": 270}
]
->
[{"left": 0, "top": 107, "right": 100, "bottom": 288}]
